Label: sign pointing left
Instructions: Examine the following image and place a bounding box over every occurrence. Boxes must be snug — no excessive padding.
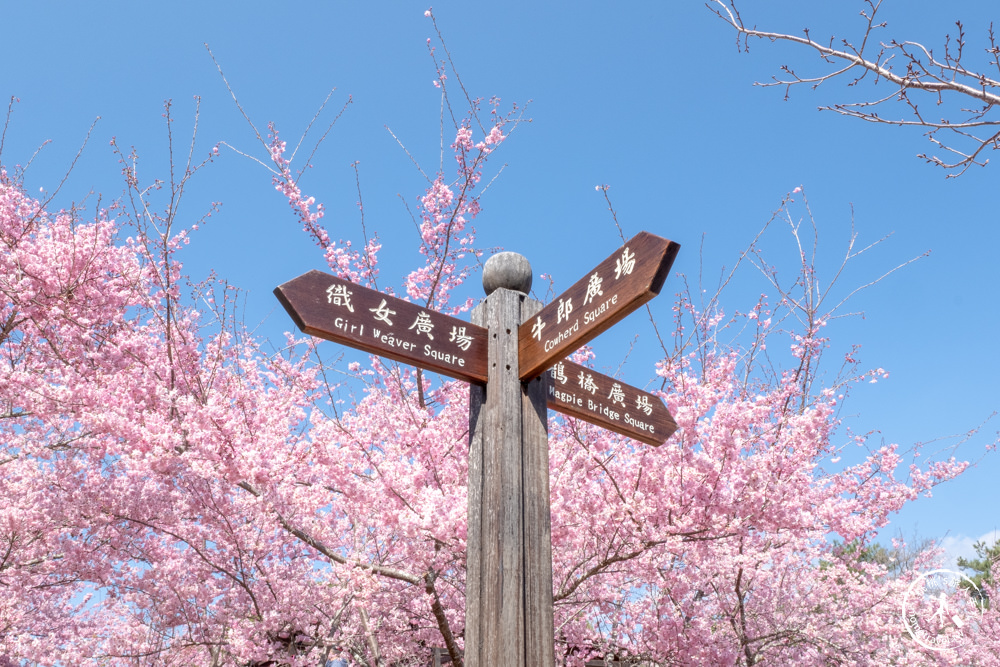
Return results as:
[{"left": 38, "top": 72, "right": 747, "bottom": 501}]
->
[{"left": 274, "top": 269, "right": 489, "bottom": 383}]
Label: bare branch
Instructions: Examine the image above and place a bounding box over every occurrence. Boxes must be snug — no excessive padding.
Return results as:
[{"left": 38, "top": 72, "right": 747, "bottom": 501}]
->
[
  {"left": 0, "top": 95, "right": 16, "bottom": 161},
  {"left": 236, "top": 481, "right": 422, "bottom": 586},
  {"left": 709, "top": 0, "right": 1000, "bottom": 175},
  {"left": 205, "top": 43, "right": 270, "bottom": 155},
  {"left": 39, "top": 116, "right": 100, "bottom": 210}
]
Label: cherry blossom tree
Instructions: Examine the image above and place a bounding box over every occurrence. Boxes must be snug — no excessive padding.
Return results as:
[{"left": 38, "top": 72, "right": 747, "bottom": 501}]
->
[{"left": 1, "top": 10, "right": 998, "bottom": 666}]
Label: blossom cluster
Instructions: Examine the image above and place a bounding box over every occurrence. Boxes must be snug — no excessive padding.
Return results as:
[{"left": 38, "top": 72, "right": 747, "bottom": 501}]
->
[{"left": 2, "top": 165, "right": 995, "bottom": 664}]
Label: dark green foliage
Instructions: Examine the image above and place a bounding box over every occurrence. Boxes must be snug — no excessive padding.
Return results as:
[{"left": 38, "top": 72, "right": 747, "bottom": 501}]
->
[{"left": 957, "top": 538, "right": 998, "bottom": 610}]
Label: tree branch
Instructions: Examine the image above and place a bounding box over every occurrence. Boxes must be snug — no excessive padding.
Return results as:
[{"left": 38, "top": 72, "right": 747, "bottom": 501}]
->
[{"left": 709, "top": 0, "right": 1000, "bottom": 175}]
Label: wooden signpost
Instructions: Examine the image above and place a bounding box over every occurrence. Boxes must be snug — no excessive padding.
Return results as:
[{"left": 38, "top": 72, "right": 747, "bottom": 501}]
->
[{"left": 275, "top": 232, "right": 680, "bottom": 667}]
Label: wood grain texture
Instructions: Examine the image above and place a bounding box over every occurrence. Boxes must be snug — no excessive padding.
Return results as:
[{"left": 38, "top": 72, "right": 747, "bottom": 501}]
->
[
  {"left": 275, "top": 270, "right": 488, "bottom": 383},
  {"left": 466, "top": 290, "right": 555, "bottom": 667},
  {"left": 518, "top": 232, "right": 680, "bottom": 380},
  {"left": 466, "top": 344, "right": 485, "bottom": 667},
  {"left": 546, "top": 359, "right": 677, "bottom": 446},
  {"left": 521, "top": 298, "right": 555, "bottom": 667}
]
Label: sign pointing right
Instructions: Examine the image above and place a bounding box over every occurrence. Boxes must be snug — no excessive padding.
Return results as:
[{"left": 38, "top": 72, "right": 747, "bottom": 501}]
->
[
  {"left": 518, "top": 231, "right": 680, "bottom": 380},
  {"left": 547, "top": 359, "right": 677, "bottom": 446}
]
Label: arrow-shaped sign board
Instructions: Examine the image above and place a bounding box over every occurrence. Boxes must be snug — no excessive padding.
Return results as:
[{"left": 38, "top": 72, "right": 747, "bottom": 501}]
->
[
  {"left": 518, "top": 232, "right": 680, "bottom": 380},
  {"left": 274, "top": 270, "right": 489, "bottom": 383},
  {"left": 546, "top": 359, "right": 677, "bottom": 446}
]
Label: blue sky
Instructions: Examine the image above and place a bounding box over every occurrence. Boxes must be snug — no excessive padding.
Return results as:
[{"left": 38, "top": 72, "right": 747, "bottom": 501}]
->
[{"left": 3, "top": 1, "right": 997, "bottom": 566}]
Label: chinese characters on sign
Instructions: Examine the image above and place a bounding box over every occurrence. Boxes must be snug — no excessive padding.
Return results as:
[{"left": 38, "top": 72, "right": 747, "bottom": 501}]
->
[
  {"left": 276, "top": 230, "right": 679, "bottom": 446},
  {"left": 546, "top": 359, "right": 677, "bottom": 446},
  {"left": 274, "top": 270, "right": 489, "bottom": 383},
  {"left": 519, "top": 231, "right": 680, "bottom": 380}
]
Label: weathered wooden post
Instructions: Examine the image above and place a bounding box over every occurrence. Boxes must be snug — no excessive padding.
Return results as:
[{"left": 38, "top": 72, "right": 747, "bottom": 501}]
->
[{"left": 465, "top": 252, "right": 554, "bottom": 667}]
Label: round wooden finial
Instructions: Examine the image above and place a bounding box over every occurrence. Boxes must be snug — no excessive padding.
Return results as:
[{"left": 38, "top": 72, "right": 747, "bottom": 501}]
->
[{"left": 482, "top": 252, "right": 532, "bottom": 295}]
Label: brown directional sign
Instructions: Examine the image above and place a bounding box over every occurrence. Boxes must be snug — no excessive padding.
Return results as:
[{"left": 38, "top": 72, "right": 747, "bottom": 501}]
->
[
  {"left": 274, "top": 269, "right": 488, "bottom": 383},
  {"left": 546, "top": 359, "right": 676, "bottom": 446},
  {"left": 518, "top": 231, "right": 680, "bottom": 380}
]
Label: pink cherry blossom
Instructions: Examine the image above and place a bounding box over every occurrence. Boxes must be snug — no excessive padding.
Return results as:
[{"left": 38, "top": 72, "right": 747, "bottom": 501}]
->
[{"left": 0, "top": 48, "right": 996, "bottom": 667}]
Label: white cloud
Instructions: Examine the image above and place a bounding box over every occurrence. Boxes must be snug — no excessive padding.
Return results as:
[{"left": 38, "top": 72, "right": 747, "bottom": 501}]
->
[{"left": 938, "top": 529, "right": 1000, "bottom": 571}]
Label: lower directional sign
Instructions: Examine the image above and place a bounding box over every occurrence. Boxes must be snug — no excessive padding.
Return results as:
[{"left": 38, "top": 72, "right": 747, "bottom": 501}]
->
[
  {"left": 274, "top": 270, "right": 488, "bottom": 383},
  {"left": 546, "top": 359, "right": 677, "bottom": 446}
]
